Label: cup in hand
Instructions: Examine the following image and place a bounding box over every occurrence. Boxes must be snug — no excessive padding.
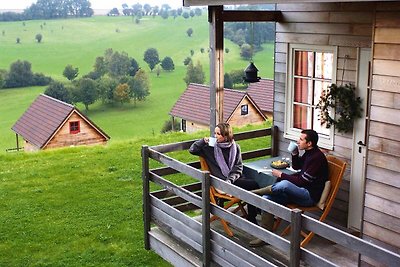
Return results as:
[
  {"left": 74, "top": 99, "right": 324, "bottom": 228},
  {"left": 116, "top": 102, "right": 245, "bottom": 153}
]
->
[
  {"left": 208, "top": 137, "right": 217, "bottom": 147},
  {"left": 288, "top": 141, "right": 298, "bottom": 153}
]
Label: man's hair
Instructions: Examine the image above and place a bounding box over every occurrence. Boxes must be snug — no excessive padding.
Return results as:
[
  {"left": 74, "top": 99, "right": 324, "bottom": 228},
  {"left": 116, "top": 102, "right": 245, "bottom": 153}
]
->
[
  {"left": 216, "top": 123, "right": 234, "bottom": 142},
  {"left": 301, "top": 129, "right": 319, "bottom": 147}
]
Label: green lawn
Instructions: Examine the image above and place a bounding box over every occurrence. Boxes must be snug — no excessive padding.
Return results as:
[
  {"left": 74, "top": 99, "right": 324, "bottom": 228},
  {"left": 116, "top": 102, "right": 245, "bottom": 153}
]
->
[
  {"left": 0, "top": 16, "right": 274, "bottom": 152},
  {"left": 0, "top": 125, "right": 270, "bottom": 266}
]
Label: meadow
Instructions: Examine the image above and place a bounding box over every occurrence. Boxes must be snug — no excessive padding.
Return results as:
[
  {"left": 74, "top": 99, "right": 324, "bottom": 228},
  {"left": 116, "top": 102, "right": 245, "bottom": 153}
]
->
[
  {"left": 0, "top": 14, "right": 274, "bottom": 266},
  {"left": 0, "top": 15, "right": 274, "bottom": 152}
]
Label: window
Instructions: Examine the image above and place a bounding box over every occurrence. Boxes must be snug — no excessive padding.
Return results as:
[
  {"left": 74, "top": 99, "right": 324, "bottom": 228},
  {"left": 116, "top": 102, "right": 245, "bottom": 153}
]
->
[
  {"left": 284, "top": 44, "right": 337, "bottom": 149},
  {"left": 69, "top": 121, "right": 80, "bottom": 134},
  {"left": 241, "top": 104, "right": 248, "bottom": 115}
]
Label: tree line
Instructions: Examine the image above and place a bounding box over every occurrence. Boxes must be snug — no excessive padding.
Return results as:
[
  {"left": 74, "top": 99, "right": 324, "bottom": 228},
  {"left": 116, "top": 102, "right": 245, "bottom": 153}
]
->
[{"left": 0, "top": 0, "right": 93, "bottom": 21}]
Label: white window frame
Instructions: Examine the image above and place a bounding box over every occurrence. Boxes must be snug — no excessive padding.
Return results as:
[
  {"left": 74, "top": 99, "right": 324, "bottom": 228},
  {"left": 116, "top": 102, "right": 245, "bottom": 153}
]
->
[{"left": 284, "top": 43, "right": 338, "bottom": 150}]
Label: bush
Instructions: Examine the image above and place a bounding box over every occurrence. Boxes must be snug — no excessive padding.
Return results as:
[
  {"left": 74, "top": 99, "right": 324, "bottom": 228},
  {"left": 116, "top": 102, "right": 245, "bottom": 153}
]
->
[
  {"left": 33, "top": 73, "right": 52, "bottom": 86},
  {"left": 161, "top": 119, "right": 181, "bottom": 133}
]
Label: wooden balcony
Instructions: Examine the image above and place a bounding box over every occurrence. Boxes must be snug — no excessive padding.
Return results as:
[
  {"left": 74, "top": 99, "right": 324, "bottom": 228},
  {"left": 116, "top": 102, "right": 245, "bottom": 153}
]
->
[{"left": 141, "top": 127, "right": 400, "bottom": 267}]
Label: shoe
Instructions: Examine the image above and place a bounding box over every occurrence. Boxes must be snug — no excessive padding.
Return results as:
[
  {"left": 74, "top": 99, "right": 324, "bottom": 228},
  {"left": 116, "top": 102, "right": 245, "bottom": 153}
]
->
[{"left": 249, "top": 238, "right": 268, "bottom": 247}]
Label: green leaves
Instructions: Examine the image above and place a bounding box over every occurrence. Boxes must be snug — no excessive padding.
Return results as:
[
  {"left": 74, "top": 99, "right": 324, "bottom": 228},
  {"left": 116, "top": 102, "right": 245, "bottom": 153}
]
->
[{"left": 317, "top": 83, "right": 363, "bottom": 133}]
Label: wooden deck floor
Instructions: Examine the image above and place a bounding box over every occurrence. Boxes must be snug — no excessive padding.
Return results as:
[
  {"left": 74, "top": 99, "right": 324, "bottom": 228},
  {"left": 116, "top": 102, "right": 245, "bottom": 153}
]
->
[{"left": 208, "top": 214, "right": 359, "bottom": 267}]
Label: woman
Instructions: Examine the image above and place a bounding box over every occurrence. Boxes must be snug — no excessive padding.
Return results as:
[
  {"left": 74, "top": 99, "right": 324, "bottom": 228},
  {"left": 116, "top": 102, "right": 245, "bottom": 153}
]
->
[{"left": 189, "top": 123, "right": 259, "bottom": 224}]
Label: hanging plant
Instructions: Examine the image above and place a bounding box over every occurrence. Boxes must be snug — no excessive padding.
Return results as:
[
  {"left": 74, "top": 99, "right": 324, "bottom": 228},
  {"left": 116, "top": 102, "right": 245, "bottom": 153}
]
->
[{"left": 316, "top": 83, "right": 363, "bottom": 133}]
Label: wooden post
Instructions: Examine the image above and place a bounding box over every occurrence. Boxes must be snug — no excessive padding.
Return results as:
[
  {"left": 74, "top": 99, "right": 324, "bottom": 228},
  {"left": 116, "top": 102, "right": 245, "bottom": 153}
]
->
[
  {"left": 202, "top": 171, "right": 211, "bottom": 267},
  {"left": 271, "top": 125, "right": 279, "bottom": 157},
  {"left": 208, "top": 6, "right": 224, "bottom": 135},
  {"left": 142, "top": 145, "right": 151, "bottom": 250},
  {"left": 16, "top": 134, "right": 19, "bottom": 151},
  {"left": 289, "top": 209, "right": 302, "bottom": 267}
]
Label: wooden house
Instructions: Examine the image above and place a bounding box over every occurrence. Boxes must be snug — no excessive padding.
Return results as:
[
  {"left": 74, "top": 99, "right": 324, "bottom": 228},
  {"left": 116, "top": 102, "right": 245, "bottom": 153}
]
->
[
  {"left": 179, "top": 1, "right": 400, "bottom": 265},
  {"left": 12, "top": 94, "right": 109, "bottom": 151},
  {"left": 247, "top": 78, "right": 274, "bottom": 119},
  {"left": 169, "top": 83, "right": 267, "bottom": 133}
]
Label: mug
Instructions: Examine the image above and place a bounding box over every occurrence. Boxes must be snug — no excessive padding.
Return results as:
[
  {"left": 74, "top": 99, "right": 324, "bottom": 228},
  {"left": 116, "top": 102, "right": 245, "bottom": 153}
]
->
[
  {"left": 288, "top": 141, "right": 298, "bottom": 153},
  {"left": 208, "top": 137, "right": 217, "bottom": 147}
]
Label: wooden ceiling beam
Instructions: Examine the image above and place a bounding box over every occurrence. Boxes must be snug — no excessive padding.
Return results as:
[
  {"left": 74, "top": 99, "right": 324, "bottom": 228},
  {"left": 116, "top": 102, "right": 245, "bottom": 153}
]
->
[{"left": 221, "top": 10, "right": 282, "bottom": 22}]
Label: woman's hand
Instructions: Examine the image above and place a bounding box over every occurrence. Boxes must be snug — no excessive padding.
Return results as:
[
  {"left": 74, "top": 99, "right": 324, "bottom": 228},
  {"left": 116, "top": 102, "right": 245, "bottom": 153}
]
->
[{"left": 203, "top": 137, "right": 209, "bottom": 144}]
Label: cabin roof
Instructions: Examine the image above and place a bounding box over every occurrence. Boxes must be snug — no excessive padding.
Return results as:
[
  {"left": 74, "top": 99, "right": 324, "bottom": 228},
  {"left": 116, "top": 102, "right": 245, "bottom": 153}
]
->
[
  {"left": 169, "top": 83, "right": 266, "bottom": 124},
  {"left": 247, "top": 79, "right": 274, "bottom": 113},
  {"left": 12, "top": 94, "right": 109, "bottom": 149}
]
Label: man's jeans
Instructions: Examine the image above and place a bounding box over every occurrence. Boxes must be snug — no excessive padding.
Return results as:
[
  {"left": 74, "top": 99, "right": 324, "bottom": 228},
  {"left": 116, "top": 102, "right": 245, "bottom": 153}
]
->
[{"left": 263, "top": 180, "right": 315, "bottom": 206}]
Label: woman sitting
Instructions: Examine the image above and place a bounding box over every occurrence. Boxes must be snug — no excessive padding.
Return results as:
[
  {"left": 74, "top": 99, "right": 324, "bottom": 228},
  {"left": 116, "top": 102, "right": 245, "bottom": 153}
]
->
[{"left": 189, "top": 123, "right": 260, "bottom": 224}]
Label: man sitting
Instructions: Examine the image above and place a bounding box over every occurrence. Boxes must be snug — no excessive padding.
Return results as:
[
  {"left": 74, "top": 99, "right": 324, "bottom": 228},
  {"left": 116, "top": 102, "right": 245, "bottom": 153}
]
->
[{"left": 250, "top": 129, "right": 328, "bottom": 247}]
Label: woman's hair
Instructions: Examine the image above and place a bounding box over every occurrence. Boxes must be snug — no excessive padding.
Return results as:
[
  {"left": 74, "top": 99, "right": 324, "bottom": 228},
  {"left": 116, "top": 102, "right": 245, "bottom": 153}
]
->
[{"left": 216, "top": 123, "right": 234, "bottom": 142}]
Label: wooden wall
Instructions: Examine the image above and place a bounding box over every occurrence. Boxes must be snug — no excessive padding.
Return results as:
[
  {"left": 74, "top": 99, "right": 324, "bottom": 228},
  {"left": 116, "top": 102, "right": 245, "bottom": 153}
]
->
[
  {"left": 361, "top": 2, "right": 400, "bottom": 265},
  {"left": 45, "top": 112, "right": 107, "bottom": 149},
  {"left": 228, "top": 97, "right": 266, "bottom": 126},
  {"left": 273, "top": 2, "right": 374, "bottom": 226}
]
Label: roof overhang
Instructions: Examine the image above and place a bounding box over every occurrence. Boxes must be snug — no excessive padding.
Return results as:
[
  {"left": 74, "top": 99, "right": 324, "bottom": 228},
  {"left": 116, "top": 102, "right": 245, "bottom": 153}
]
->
[{"left": 184, "top": 0, "right": 395, "bottom": 6}]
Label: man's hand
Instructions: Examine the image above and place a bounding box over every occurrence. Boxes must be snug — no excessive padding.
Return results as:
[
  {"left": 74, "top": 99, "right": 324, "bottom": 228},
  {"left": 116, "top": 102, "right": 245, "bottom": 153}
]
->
[{"left": 272, "top": 169, "right": 282, "bottom": 178}]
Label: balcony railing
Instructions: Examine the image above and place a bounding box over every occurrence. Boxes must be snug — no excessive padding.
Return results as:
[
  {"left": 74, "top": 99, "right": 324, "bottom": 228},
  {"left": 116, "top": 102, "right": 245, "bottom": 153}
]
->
[{"left": 142, "top": 127, "right": 400, "bottom": 267}]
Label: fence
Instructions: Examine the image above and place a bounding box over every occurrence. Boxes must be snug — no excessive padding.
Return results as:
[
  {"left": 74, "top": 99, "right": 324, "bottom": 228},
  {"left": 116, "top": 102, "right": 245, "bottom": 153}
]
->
[{"left": 142, "top": 127, "right": 400, "bottom": 266}]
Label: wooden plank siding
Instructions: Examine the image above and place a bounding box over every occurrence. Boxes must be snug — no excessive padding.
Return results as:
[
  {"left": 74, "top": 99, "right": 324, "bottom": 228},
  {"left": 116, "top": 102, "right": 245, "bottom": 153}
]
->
[
  {"left": 362, "top": 2, "right": 400, "bottom": 264},
  {"left": 273, "top": 2, "right": 374, "bottom": 227}
]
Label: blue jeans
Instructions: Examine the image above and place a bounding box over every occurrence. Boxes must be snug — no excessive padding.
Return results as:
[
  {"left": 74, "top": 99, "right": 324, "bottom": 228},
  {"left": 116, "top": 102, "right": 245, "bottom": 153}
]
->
[{"left": 263, "top": 180, "right": 315, "bottom": 206}]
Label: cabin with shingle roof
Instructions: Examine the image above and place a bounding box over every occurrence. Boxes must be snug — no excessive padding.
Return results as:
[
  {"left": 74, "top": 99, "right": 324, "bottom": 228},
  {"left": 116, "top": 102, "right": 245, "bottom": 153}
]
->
[
  {"left": 246, "top": 78, "right": 274, "bottom": 119},
  {"left": 170, "top": 83, "right": 267, "bottom": 133},
  {"left": 12, "top": 94, "right": 109, "bottom": 151}
]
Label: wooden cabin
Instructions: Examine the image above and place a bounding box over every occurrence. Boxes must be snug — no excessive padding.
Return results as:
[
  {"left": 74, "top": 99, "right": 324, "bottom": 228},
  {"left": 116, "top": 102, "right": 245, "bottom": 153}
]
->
[
  {"left": 181, "top": 1, "right": 400, "bottom": 265},
  {"left": 169, "top": 83, "right": 267, "bottom": 133},
  {"left": 247, "top": 78, "right": 274, "bottom": 119},
  {"left": 142, "top": 1, "right": 400, "bottom": 266},
  {"left": 12, "top": 94, "right": 109, "bottom": 151}
]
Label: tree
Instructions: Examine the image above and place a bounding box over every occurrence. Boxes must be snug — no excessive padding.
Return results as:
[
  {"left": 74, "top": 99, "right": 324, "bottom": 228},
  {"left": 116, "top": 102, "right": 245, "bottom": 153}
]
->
[
  {"left": 97, "top": 76, "right": 118, "bottom": 103},
  {"left": 143, "top": 48, "right": 160, "bottom": 71},
  {"left": 229, "top": 69, "right": 245, "bottom": 85},
  {"left": 35, "top": 33, "right": 42, "bottom": 43},
  {"left": 129, "top": 69, "right": 150, "bottom": 105},
  {"left": 63, "top": 65, "right": 79, "bottom": 81},
  {"left": 224, "top": 73, "right": 233, "bottom": 89},
  {"left": 107, "top": 51, "right": 132, "bottom": 77},
  {"left": 194, "top": 8, "right": 202, "bottom": 16},
  {"left": 5, "top": 60, "right": 34, "bottom": 88},
  {"left": 160, "top": 56, "right": 175, "bottom": 71},
  {"left": 44, "top": 81, "right": 71, "bottom": 103},
  {"left": 240, "top": 43, "right": 253, "bottom": 60},
  {"left": 75, "top": 78, "right": 97, "bottom": 111},
  {"left": 186, "top": 28, "right": 193, "bottom": 37},
  {"left": 114, "top": 83, "right": 130, "bottom": 105},
  {"left": 182, "top": 12, "right": 189, "bottom": 19},
  {"left": 16, "top": 37, "right": 20, "bottom": 44},
  {"left": 184, "top": 61, "right": 205, "bottom": 85},
  {"left": 0, "top": 69, "right": 7, "bottom": 89},
  {"left": 108, "top": 8, "right": 119, "bottom": 16},
  {"left": 183, "top": 57, "right": 192, "bottom": 66}
]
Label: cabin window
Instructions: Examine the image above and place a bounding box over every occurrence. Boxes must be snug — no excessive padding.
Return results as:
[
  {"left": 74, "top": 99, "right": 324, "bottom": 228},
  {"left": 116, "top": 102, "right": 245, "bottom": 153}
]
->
[
  {"left": 69, "top": 121, "right": 80, "bottom": 134},
  {"left": 241, "top": 104, "right": 248, "bottom": 115},
  {"left": 284, "top": 44, "right": 337, "bottom": 149}
]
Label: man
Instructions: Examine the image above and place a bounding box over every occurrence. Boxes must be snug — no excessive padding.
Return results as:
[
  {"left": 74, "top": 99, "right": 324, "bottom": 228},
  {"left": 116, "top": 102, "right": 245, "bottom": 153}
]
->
[{"left": 250, "top": 129, "right": 328, "bottom": 247}]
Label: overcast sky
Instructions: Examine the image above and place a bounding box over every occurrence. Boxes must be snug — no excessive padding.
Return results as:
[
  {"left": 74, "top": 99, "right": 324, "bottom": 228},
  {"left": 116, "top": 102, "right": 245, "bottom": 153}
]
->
[{"left": 1, "top": 0, "right": 184, "bottom": 10}]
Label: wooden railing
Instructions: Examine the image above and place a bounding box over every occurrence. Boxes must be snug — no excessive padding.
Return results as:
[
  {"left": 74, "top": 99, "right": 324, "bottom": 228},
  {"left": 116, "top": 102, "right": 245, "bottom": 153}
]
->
[{"left": 142, "top": 127, "right": 400, "bottom": 267}]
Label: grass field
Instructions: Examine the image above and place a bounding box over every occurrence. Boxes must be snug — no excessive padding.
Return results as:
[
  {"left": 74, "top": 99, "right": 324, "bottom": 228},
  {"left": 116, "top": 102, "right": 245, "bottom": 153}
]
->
[
  {"left": 0, "top": 125, "right": 270, "bottom": 266},
  {"left": 0, "top": 15, "right": 274, "bottom": 152}
]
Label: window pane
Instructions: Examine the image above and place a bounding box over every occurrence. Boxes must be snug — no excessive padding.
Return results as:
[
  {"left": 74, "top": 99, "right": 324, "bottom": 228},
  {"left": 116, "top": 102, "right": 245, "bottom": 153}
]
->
[
  {"left": 294, "top": 51, "right": 314, "bottom": 77},
  {"left": 315, "top": 52, "right": 333, "bottom": 79},
  {"left": 313, "top": 108, "right": 330, "bottom": 136},
  {"left": 313, "top": 80, "right": 331, "bottom": 105},
  {"left": 293, "top": 104, "right": 309, "bottom": 129},
  {"left": 294, "top": 78, "right": 312, "bottom": 104}
]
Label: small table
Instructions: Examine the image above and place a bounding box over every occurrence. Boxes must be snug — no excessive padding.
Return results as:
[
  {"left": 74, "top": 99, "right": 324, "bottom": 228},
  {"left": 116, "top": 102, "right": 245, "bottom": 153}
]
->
[{"left": 243, "top": 157, "right": 297, "bottom": 188}]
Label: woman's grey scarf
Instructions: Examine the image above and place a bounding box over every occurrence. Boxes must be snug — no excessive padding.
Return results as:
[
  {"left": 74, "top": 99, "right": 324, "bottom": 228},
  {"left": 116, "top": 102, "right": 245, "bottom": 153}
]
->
[{"left": 214, "top": 140, "right": 237, "bottom": 178}]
